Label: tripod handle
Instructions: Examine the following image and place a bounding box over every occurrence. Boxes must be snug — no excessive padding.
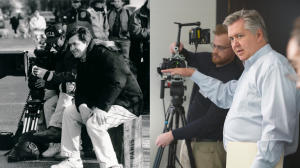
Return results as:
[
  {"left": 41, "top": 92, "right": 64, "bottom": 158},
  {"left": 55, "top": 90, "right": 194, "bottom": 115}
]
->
[{"left": 160, "top": 79, "right": 165, "bottom": 99}]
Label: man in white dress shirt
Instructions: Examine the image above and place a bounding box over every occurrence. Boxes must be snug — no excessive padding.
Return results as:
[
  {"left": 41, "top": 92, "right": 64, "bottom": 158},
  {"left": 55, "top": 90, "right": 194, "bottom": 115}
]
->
[{"left": 161, "top": 9, "right": 300, "bottom": 168}]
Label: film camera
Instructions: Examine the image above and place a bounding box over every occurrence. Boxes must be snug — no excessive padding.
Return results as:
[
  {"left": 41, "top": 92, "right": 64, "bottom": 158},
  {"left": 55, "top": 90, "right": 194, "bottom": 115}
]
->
[
  {"left": 21, "top": 43, "right": 56, "bottom": 134},
  {"left": 154, "top": 22, "right": 210, "bottom": 168},
  {"left": 7, "top": 44, "right": 57, "bottom": 162},
  {"left": 157, "top": 22, "right": 210, "bottom": 100}
]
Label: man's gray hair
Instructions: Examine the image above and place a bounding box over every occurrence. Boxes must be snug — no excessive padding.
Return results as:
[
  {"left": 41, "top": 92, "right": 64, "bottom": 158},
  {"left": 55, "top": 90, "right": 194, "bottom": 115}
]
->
[{"left": 223, "top": 9, "right": 269, "bottom": 43}]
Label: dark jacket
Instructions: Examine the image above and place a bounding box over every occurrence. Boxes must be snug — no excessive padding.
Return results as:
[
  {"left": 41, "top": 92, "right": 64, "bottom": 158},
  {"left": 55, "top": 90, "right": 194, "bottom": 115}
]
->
[
  {"left": 108, "top": 7, "right": 132, "bottom": 38},
  {"left": 10, "top": 16, "right": 19, "bottom": 30},
  {"left": 75, "top": 39, "right": 143, "bottom": 116},
  {"left": 62, "top": 7, "right": 96, "bottom": 38},
  {"left": 128, "top": 4, "right": 149, "bottom": 63},
  {"left": 172, "top": 50, "right": 243, "bottom": 141},
  {"left": 62, "top": 7, "right": 92, "bottom": 26},
  {"left": 45, "top": 42, "right": 79, "bottom": 92}
]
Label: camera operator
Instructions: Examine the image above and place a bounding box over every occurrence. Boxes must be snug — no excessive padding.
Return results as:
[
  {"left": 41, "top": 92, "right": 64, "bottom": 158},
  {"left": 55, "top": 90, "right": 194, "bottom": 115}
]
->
[
  {"left": 160, "top": 10, "right": 300, "bottom": 168},
  {"left": 51, "top": 26, "right": 143, "bottom": 168},
  {"left": 32, "top": 25, "right": 79, "bottom": 158},
  {"left": 155, "top": 24, "right": 243, "bottom": 168}
]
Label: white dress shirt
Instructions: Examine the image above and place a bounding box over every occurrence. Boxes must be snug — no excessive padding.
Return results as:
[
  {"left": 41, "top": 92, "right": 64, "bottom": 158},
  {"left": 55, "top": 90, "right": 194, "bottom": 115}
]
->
[{"left": 191, "top": 44, "right": 300, "bottom": 168}]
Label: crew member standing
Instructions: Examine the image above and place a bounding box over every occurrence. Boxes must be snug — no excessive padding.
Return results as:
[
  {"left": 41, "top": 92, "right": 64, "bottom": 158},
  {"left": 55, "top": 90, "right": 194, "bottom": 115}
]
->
[
  {"left": 107, "top": 0, "right": 132, "bottom": 67},
  {"left": 62, "top": 0, "right": 95, "bottom": 37}
]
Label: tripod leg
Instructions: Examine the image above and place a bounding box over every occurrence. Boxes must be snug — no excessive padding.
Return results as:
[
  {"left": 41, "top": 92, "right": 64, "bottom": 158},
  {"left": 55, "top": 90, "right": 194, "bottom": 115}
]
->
[
  {"left": 22, "top": 110, "right": 29, "bottom": 133},
  {"left": 26, "top": 113, "right": 34, "bottom": 133},
  {"left": 167, "top": 110, "right": 180, "bottom": 167},
  {"left": 31, "top": 116, "right": 36, "bottom": 131},
  {"left": 153, "top": 147, "right": 164, "bottom": 168},
  {"left": 153, "top": 110, "right": 176, "bottom": 168},
  {"left": 34, "top": 110, "right": 40, "bottom": 130}
]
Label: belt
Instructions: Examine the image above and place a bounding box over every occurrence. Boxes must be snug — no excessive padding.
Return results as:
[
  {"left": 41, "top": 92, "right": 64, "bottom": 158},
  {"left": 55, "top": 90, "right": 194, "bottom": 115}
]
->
[{"left": 191, "top": 137, "right": 222, "bottom": 142}]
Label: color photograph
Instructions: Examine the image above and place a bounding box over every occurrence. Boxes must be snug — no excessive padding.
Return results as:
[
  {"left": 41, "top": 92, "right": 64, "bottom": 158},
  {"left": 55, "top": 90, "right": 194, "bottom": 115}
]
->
[{"left": 151, "top": 0, "right": 300, "bottom": 168}]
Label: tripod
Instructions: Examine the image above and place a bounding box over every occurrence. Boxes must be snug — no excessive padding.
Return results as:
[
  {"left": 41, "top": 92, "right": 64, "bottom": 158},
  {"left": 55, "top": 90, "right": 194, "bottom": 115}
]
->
[
  {"left": 22, "top": 100, "right": 44, "bottom": 133},
  {"left": 153, "top": 81, "right": 195, "bottom": 168}
]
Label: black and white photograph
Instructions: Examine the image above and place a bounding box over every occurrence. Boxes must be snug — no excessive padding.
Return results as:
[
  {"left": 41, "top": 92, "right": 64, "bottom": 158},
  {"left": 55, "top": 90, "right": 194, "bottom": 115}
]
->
[
  {"left": 0, "top": 0, "right": 149, "bottom": 168},
  {"left": 151, "top": 0, "right": 300, "bottom": 168}
]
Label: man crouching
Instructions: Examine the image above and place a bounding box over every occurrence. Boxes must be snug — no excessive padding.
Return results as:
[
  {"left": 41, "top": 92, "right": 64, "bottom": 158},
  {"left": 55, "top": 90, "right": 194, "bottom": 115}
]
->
[{"left": 51, "top": 26, "right": 143, "bottom": 168}]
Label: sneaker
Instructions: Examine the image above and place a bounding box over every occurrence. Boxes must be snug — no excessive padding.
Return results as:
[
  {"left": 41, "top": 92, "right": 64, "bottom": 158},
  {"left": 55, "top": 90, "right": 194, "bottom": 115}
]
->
[
  {"left": 54, "top": 152, "right": 68, "bottom": 161},
  {"left": 42, "top": 143, "right": 61, "bottom": 158},
  {"left": 51, "top": 158, "right": 83, "bottom": 168}
]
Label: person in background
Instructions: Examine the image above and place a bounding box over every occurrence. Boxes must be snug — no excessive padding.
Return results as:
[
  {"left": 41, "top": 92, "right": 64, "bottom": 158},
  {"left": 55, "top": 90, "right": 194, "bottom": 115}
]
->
[
  {"left": 107, "top": 0, "right": 132, "bottom": 67},
  {"left": 10, "top": 12, "right": 20, "bottom": 38},
  {"left": 129, "top": 0, "right": 150, "bottom": 111},
  {"left": 285, "top": 16, "right": 300, "bottom": 168},
  {"left": 62, "top": 0, "right": 95, "bottom": 37},
  {"left": 87, "top": 0, "right": 109, "bottom": 41},
  {"left": 287, "top": 16, "right": 300, "bottom": 88},
  {"left": 29, "top": 9, "right": 47, "bottom": 49}
]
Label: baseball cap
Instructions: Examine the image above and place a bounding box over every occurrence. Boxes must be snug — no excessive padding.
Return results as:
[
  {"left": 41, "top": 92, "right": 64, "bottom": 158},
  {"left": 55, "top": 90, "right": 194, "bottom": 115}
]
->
[{"left": 44, "top": 25, "right": 63, "bottom": 43}]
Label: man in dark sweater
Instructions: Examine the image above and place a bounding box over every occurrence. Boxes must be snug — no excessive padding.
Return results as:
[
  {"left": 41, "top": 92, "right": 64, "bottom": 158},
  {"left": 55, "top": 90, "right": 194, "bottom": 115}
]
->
[
  {"left": 51, "top": 26, "right": 143, "bottom": 168},
  {"left": 155, "top": 24, "right": 243, "bottom": 168}
]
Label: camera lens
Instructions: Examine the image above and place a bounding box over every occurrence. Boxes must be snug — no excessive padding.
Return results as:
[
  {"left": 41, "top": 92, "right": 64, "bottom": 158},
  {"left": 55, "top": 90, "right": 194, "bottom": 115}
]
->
[{"left": 170, "top": 61, "right": 181, "bottom": 68}]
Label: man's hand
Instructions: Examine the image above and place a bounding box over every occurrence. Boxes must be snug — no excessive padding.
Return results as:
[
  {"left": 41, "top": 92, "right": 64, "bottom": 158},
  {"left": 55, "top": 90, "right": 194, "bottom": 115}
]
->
[
  {"left": 169, "top": 42, "right": 184, "bottom": 54},
  {"left": 155, "top": 131, "right": 174, "bottom": 148},
  {"left": 161, "top": 68, "right": 196, "bottom": 77},
  {"left": 35, "top": 79, "right": 45, "bottom": 88},
  {"left": 92, "top": 108, "right": 107, "bottom": 126},
  {"left": 33, "top": 66, "right": 48, "bottom": 79}
]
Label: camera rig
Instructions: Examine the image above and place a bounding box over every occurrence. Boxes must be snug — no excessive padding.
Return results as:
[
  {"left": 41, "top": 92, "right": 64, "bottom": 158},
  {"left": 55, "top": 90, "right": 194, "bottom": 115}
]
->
[
  {"left": 18, "top": 46, "right": 56, "bottom": 136},
  {"left": 154, "top": 22, "right": 210, "bottom": 168}
]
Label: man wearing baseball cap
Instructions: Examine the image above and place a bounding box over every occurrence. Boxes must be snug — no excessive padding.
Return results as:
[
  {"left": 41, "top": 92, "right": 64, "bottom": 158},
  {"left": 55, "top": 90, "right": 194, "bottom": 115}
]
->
[
  {"left": 32, "top": 25, "right": 79, "bottom": 158},
  {"left": 62, "top": 0, "right": 96, "bottom": 38}
]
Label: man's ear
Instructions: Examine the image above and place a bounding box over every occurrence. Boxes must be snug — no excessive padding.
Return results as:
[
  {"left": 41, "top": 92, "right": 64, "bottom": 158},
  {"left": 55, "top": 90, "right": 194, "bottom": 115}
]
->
[{"left": 256, "top": 28, "right": 264, "bottom": 43}]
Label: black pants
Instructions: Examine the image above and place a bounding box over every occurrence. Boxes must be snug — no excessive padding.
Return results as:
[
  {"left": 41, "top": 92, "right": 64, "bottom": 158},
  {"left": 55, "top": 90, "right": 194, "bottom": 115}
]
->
[{"left": 137, "top": 51, "right": 149, "bottom": 110}]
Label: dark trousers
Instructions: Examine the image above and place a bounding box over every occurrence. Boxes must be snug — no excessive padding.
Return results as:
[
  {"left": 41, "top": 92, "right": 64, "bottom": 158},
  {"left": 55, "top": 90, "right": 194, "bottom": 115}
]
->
[{"left": 137, "top": 51, "right": 149, "bottom": 109}]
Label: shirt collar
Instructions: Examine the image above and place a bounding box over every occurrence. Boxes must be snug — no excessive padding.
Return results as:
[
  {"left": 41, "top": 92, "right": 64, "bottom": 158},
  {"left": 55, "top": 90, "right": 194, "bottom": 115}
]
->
[
  {"left": 114, "top": 7, "right": 122, "bottom": 12},
  {"left": 244, "top": 44, "right": 272, "bottom": 70}
]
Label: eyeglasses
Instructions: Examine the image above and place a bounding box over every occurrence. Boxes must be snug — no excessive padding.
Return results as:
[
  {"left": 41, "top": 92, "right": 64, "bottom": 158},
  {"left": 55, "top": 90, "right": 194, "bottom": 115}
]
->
[
  {"left": 72, "top": 1, "right": 81, "bottom": 3},
  {"left": 210, "top": 43, "right": 231, "bottom": 52}
]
